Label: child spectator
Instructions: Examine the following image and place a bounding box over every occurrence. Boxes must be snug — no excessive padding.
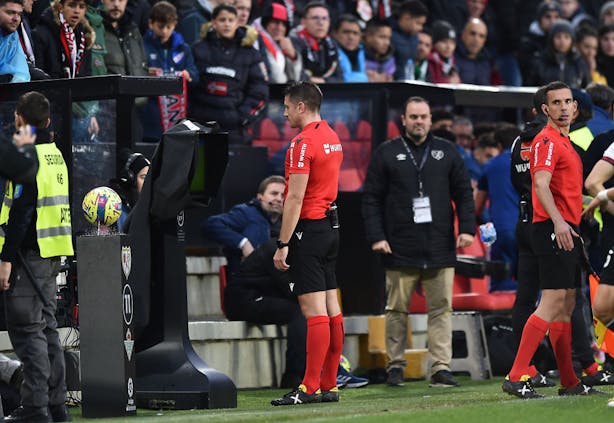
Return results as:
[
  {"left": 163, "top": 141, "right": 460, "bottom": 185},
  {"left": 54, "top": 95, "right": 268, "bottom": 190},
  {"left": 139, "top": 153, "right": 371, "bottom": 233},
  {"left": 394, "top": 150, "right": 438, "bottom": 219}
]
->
[
  {"left": 427, "top": 20, "right": 461, "bottom": 83},
  {"left": 576, "top": 26, "right": 608, "bottom": 85},
  {"left": 526, "top": 19, "right": 589, "bottom": 88},
  {"left": 364, "top": 18, "right": 395, "bottom": 82},
  {"left": 190, "top": 4, "right": 269, "bottom": 144},
  {"left": 391, "top": 0, "right": 428, "bottom": 80},
  {"left": 252, "top": 2, "right": 302, "bottom": 83},
  {"left": 141, "top": 0, "right": 198, "bottom": 142},
  {"left": 414, "top": 28, "right": 431, "bottom": 81},
  {"left": 333, "top": 14, "right": 367, "bottom": 82}
]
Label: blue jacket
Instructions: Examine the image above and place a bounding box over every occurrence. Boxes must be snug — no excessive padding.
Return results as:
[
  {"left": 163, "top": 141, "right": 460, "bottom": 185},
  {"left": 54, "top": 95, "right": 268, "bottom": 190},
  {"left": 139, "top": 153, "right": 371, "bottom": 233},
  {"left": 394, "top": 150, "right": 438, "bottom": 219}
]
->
[
  {"left": 202, "top": 199, "right": 276, "bottom": 276},
  {"left": 0, "top": 30, "right": 30, "bottom": 82},
  {"left": 454, "top": 43, "right": 492, "bottom": 85},
  {"left": 143, "top": 29, "right": 198, "bottom": 80},
  {"left": 337, "top": 44, "right": 368, "bottom": 82},
  {"left": 587, "top": 105, "right": 614, "bottom": 138}
]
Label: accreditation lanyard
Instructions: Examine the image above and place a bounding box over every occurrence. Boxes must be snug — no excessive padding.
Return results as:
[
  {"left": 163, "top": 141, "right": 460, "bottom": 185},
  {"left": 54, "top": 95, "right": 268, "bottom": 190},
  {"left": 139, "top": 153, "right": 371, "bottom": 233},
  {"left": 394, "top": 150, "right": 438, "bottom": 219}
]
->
[
  {"left": 402, "top": 139, "right": 433, "bottom": 224},
  {"left": 402, "top": 139, "right": 430, "bottom": 197}
]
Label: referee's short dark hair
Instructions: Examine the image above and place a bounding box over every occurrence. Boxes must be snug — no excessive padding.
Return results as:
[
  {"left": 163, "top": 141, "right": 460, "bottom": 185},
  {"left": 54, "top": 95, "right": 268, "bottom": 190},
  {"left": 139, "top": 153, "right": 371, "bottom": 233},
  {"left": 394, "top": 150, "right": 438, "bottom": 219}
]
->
[
  {"left": 533, "top": 86, "right": 548, "bottom": 111},
  {"left": 542, "top": 81, "right": 571, "bottom": 105},
  {"left": 284, "top": 81, "right": 323, "bottom": 112},
  {"left": 16, "top": 91, "right": 50, "bottom": 129},
  {"left": 258, "top": 175, "right": 285, "bottom": 194}
]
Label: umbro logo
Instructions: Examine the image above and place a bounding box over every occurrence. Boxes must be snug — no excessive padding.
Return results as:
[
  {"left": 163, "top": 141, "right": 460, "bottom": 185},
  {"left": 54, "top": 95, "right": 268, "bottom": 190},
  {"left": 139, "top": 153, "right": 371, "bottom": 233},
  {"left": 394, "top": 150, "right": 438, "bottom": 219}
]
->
[
  {"left": 295, "top": 232, "right": 303, "bottom": 240},
  {"left": 396, "top": 154, "right": 406, "bottom": 161}
]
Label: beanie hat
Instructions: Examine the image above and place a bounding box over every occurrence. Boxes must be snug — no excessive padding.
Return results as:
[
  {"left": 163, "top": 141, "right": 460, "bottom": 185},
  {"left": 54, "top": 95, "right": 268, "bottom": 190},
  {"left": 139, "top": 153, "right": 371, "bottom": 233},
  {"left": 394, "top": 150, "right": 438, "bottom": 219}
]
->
[
  {"left": 601, "top": 1, "right": 614, "bottom": 22},
  {"left": 262, "top": 3, "right": 289, "bottom": 32},
  {"left": 536, "top": 1, "right": 561, "bottom": 20},
  {"left": 431, "top": 20, "right": 456, "bottom": 44},
  {"left": 119, "top": 148, "right": 150, "bottom": 185},
  {"left": 549, "top": 19, "right": 574, "bottom": 41}
]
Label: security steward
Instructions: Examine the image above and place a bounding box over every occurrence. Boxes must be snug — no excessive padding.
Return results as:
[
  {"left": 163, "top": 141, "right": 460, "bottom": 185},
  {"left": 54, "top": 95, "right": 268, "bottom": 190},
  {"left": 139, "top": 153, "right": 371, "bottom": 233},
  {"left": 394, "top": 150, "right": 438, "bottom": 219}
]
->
[
  {"left": 271, "top": 81, "right": 344, "bottom": 406},
  {"left": 0, "top": 92, "right": 73, "bottom": 423}
]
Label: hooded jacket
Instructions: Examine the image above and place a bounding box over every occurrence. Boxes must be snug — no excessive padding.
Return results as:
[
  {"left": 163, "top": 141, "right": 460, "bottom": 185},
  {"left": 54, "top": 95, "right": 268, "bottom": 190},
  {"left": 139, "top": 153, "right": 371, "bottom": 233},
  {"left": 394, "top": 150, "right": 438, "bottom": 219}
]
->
[
  {"left": 362, "top": 133, "right": 475, "bottom": 269},
  {"left": 190, "top": 24, "right": 268, "bottom": 133},
  {"left": 32, "top": 2, "right": 95, "bottom": 78}
]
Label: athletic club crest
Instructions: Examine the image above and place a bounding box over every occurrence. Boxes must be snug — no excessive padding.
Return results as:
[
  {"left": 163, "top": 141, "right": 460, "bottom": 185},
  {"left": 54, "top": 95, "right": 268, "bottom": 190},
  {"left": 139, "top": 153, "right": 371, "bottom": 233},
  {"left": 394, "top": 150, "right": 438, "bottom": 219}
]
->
[
  {"left": 431, "top": 150, "right": 444, "bottom": 160},
  {"left": 121, "top": 246, "right": 131, "bottom": 280}
]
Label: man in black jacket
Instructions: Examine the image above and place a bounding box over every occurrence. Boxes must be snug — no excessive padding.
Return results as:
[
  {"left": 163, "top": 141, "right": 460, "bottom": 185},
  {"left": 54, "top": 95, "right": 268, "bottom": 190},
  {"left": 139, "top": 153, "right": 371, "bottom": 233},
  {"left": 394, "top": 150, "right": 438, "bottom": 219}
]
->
[{"left": 362, "top": 96, "right": 475, "bottom": 387}]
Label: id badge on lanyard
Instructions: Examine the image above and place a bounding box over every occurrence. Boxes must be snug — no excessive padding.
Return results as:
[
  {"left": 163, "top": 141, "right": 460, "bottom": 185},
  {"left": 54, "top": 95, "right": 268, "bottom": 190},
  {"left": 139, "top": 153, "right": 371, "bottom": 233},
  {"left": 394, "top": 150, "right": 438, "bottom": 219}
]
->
[{"left": 413, "top": 196, "right": 432, "bottom": 223}]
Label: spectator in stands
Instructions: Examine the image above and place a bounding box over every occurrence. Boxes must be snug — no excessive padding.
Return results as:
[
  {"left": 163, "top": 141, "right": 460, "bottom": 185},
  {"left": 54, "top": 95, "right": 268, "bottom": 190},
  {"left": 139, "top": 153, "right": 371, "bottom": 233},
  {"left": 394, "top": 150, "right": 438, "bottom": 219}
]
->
[
  {"left": 190, "top": 4, "right": 269, "bottom": 144},
  {"left": 17, "top": 0, "right": 49, "bottom": 80},
  {"left": 224, "top": 238, "right": 307, "bottom": 390},
  {"left": 391, "top": 0, "right": 428, "bottom": 81},
  {"left": 364, "top": 17, "right": 395, "bottom": 82},
  {"left": 597, "top": 24, "right": 614, "bottom": 88},
  {"left": 414, "top": 28, "right": 432, "bottom": 81},
  {"left": 252, "top": 2, "right": 303, "bottom": 84},
  {"left": 601, "top": 1, "right": 614, "bottom": 25},
  {"left": 109, "top": 148, "right": 150, "bottom": 231},
  {"left": 101, "top": 0, "right": 147, "bottom": 76},
  {"left": 427, "top": 20, "right": 461, "bottom": 83},
  {"left": 85, "top": 0, "right": 107, "bottom": 76},
  {"left": 291, "top": 1, "right": 342, "bottom": 83},
  {"left": 576, "top": 26, "right": 608, "bottom": 85},
  {"left": 475, "top": 123, "right": 520, "bottom": 292},
  {"left": 557, "top": 0, "right": 594, "bottom": 29},
  {"left": 362, "top": 96, "right": 475, "bottom": 388},
  {"left": 142, "top": 1, "right": 198, "bottom": 142},
  {"left": 333, "top": 14, "right": 368, "bottom": 82},
  {"left": 33, "top": 0, "right": 101, "bottom": 144},
  {"left": 525, "top": 19, "right": 590, "bottom": 89},
  {"left": 125, "top": 0, "right": 151, "bottom": 35},
  {"left": 452, "top": 116, "right": 481, "bottom": 183},
  {"left": 473, "top": 132, "right": 500, "bottom": 167},
  {"left": 232, "top": 0, "right": 250, "bottom": 26},
  {"left": 586, "top": 83, "right": 614, "bottom": 136},
  {"left": 518, "top": 1, "right": 561, "bottom": 82},
  {"left": 173, "top": 0, "right": 223, "bottom": 45},
  {"left": 203, "top": 175, "right": 284, "bottom": 278},
  {"left": 0, "top": 0, "right": 31, "bottom": 83},
  {"left": 455, "top": 17, "right": 493, "bottom": 86}
]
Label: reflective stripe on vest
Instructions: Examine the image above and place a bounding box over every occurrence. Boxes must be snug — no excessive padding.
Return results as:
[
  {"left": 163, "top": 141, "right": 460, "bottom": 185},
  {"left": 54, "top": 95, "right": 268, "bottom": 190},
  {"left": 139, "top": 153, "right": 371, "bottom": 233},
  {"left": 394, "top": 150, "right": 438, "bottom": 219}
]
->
[
  {"left": 35, "top": 143, "right": 73, "bottom": 258},
  {"left": 569, "top": 126, "right": 594, "bottom": 151},
  {"left": 0, "top": 182, "right": 14, "bottom": 253}
]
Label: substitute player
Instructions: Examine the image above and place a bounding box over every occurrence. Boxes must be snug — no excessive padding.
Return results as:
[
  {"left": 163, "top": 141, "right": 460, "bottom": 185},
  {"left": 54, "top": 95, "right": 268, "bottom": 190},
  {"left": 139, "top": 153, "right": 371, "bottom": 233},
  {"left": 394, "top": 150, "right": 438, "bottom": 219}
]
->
[
  {"left": 503, "top": 81, "right": 601, "bottom": 399},
  {"left": 271, "top": 81, "right": 343, "bottom": 406}
]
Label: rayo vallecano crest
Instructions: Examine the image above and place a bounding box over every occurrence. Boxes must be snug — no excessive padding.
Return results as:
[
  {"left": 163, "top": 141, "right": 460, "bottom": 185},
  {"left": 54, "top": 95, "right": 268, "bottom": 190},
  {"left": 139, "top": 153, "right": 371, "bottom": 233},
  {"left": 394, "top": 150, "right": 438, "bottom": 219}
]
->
[
  {"left": 121, "top": 246, "right": 131, "bottom": 279},
  {"left": 431, "top": 150, "right": 444, "bottom": 160}
]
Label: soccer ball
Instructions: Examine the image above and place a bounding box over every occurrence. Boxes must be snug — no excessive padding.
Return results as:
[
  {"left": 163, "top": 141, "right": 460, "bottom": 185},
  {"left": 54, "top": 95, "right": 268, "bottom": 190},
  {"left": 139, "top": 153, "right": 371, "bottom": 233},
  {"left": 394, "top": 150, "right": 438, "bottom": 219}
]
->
[
  {"left": 82, "top": 187, "right": 122, "bottom": 226},
  {"left": 339, "top": 354, "right": 351, "bottom": 372}
]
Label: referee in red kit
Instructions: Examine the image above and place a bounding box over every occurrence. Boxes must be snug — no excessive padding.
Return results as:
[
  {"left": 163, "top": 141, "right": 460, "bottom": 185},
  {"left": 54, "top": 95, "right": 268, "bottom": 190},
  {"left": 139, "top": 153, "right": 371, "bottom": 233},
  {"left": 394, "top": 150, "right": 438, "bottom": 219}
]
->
[{"left": 271, "top": 81, "right": 344, "bottom": 406}]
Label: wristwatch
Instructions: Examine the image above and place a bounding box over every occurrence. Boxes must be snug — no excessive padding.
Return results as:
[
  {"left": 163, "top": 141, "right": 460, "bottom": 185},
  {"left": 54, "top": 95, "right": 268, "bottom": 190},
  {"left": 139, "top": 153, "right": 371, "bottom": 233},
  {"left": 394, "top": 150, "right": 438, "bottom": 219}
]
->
[{"left": 277, "top": 240, "right": 290, "bottom": 249}]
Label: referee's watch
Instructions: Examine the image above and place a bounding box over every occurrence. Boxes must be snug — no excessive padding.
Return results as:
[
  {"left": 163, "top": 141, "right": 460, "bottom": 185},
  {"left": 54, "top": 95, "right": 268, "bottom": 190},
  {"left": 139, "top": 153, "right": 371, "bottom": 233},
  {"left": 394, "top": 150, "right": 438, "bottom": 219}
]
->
[{"left": 277, "top": 240, "right": 290, "bottom": 249}]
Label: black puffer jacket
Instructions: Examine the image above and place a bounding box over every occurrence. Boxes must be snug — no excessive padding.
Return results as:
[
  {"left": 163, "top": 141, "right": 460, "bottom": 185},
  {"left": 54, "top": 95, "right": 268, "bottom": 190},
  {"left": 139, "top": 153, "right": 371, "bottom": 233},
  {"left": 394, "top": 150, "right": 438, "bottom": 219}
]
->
[
  {"left": 189, "top": 24, "right": 268, "bottom": 133},
  {"left": 526, "top": 49, "right": 590, "bottom": 88},
  {"left": 362, "top": 134, "right": 475, "bottom": 269},
  {"left": 32, "top": 3, "right": 94, "bottom": 78}
]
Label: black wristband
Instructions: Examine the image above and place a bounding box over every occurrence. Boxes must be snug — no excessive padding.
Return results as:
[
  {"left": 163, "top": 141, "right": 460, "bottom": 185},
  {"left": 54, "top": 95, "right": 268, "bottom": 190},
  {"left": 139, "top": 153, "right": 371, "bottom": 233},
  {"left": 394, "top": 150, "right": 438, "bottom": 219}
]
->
[{"left": 277, "top": 239, "right": 289, "bottom": 249}]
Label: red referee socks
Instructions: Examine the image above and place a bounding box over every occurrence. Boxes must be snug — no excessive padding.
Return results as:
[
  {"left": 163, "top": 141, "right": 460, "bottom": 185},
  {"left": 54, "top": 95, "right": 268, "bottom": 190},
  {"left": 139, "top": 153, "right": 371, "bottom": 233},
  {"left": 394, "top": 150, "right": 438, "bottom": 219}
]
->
[
  {"left": 321, "top": 313, "right": 344, "bottom": 391},
  {"left": 509, "top": 314, "right": 549, "bottom": 382},
  {"left": 549, "top": 321, "right": 579, "bottom": 388},
  {"left": 302, "top": 315, "right": 330, "bottom": 394}
]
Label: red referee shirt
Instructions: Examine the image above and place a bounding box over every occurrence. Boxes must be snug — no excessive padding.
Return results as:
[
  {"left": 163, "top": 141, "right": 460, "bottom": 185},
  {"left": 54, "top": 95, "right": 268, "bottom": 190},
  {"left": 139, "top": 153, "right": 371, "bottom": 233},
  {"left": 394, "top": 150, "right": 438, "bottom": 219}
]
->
[
  {"left": 285, "top": 120, "right": 343, "bottom": 220},
  {"left": 530, "top": 124, "right": 583, "bottom": 226}
]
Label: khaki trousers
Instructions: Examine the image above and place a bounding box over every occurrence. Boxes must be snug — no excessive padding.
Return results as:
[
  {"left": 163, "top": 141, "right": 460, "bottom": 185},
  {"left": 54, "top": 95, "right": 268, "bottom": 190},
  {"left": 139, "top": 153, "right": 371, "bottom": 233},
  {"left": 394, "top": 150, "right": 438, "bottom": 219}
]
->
[{"left": 385, "top": 267, "right": 454, "bottom": 374}]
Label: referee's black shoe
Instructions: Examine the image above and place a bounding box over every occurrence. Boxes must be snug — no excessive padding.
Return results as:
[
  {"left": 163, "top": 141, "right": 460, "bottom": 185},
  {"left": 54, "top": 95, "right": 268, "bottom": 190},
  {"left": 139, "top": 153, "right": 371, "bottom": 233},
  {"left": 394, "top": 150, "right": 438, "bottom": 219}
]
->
[
  {"left": 558, "top": 382, "right": 606, "bottom": 396},
  {"left": 502, "top": 375, "right": 544, "bottom": 399},
  {"left": 271, "top": 384, "right": 322, "bottom": 406}
]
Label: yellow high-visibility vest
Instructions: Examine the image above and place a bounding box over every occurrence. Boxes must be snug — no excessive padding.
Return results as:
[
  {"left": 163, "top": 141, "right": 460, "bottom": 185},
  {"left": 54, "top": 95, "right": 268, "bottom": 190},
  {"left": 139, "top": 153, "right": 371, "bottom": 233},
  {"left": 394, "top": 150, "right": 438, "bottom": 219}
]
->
[{"left": 0, "top": 143, "right": 73, "bottom": 258}]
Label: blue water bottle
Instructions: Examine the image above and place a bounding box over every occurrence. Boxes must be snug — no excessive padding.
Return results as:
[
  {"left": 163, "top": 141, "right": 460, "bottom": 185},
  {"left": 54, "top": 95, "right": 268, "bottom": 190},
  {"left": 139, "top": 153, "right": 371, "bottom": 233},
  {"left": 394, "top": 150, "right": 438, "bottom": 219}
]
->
[{"left": 479, "top": 222, "right": 497, "bottom": 246}]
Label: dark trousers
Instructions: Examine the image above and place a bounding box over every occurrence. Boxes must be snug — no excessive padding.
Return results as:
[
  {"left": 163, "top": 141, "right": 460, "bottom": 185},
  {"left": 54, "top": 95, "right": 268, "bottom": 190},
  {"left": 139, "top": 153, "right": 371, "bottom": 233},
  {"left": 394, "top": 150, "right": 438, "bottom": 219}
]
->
[
  {"left": 512, "top": 221, "right": 594, "bottom": 369},
  {"left": 4, "top": 251, "right": 66, "bottom": 409},
  {"left": 225, "top": 286, "right": 306, "bottom": 378}
]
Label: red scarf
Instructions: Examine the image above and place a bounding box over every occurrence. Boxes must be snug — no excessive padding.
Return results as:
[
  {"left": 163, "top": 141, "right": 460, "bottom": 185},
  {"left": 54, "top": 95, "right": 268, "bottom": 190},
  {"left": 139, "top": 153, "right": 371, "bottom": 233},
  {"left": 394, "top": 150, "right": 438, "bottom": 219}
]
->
[
  {"left": 59, "top": 12, "right": 85, "bottom": 78},
  {"left": 297, "top": 28, "right": 320, "bottom": 52}
]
